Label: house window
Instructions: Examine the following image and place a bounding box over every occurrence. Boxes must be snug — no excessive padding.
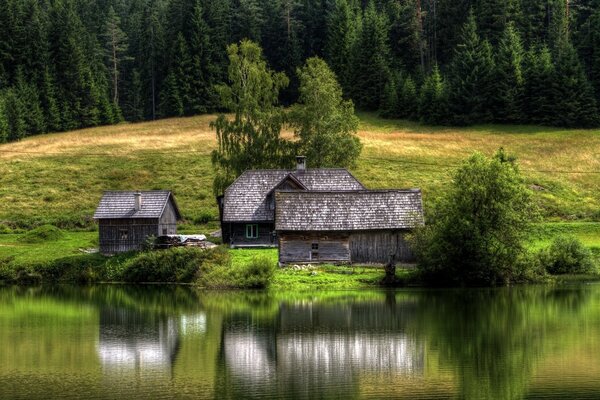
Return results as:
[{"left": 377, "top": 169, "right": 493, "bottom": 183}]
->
[
  {"left": 119, "top": 229, "right": 129, "bottom": 241},
  {"left": 246, "top": 224, "right": 259, "bottom": 239},
  {"left": 162, "top": 228, "right": 168, "bottom": 235}
]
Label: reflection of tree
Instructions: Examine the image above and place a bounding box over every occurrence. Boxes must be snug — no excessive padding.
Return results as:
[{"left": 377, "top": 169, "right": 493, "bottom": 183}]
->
[{"left": 412, "top": 287, "right": 592, "bottom": 400}]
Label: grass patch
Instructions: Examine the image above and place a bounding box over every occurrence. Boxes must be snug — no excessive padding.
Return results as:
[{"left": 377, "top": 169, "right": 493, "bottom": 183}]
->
[
  {"left": 0, "top": 114, "right": 599, "bottom": 234},
  {"left": 19, "top": 225, "right": 64, "bottom": 243}
]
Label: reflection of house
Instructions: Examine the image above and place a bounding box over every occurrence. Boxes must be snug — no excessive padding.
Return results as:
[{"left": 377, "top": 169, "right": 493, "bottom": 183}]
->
[
  {"left": 220, "top": 299, "right": 424, "bottom": 398},
  {"left": 94, "top": 190, "right": 182, "bottom": 254},
  {"left": 97, "top": 308, "right": 180, "bottom": 373}
]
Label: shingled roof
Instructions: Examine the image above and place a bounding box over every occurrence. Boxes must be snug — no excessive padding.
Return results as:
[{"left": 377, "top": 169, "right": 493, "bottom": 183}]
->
[
  {"left": 93, "top": 191, "right": 181, "bottom": 220},
  {"left": 222, "top": 169, "right": 365, "bottom": 222},
  {"left": 275, "top": 190, "right": 424, "bottom": 231}
]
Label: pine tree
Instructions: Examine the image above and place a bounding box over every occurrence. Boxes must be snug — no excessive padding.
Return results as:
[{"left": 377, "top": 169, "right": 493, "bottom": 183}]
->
[
  {"left": 232, "top": 0, "right": 263, "bottom": 42},
  {"left": 14, "top": 68, "right": 45, "bottom": 135},
  {"left": 447, "top": 11, "right": 495, "bottom": 125},
  {"left": 159, "top": 72, "right": 184, "bottom": 117},
  {"left": 522, "top": 45, "right": 558, "bottom": 125},
  {"left": 398, "top": 74, "right": 419, "bottom": 119},
  {"left": 188, "top": 0, "right": 217, "bottom": 113},
  {"left": 493, "top": 22, "right": 525, "bottom": 123},
  {"left": 104, "top": 6, "right": 129, "bottom": 114},
  {"left": 4, "top": 88, "right": 25, "bottom": 141},
  {"left": 552, "top": 41, "right": 599, "bottom": 127},
  {"left": 380, "top": 73, "right": 399, "bottom": 118},
  {"left": 0, "top": 93, "right": 8, "bottom": 143},
  {"left": 587, "top": 9, "right": 600, "bottom": 103},
  {"left": 325, "top": 0, "right": 358, "bottom": 94},
  {"left": 350, "top": 1, "right": 391, "bottom": 110},
  {"left": 475, "top": 0, "right": 521, "bottom": 45},
  {"left": 160, "top": 32, "right": 192, "bottom": 117},
  {"left": 419, "top": 65, "right": 448, "bottom": 125}
]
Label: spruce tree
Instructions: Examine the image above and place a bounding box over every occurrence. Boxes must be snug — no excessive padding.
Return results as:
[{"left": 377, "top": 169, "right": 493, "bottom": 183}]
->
[
  {"left": 552, "top": 42, "right": 599, "bottom": 127},
  {"left": 14, "top": 68, "right": 45, "bottom": 135},
  {"left": 188, "top": 0, "right": 217, "bottom": 114},
  {"left": 447, "top": 11, "right": 495, "bottom": 125},
  {"left": 160, "top": 32, "right": 192, "bottom": 116},
  {"left": 380, "top": 73, "right": 399, "bottom": 119},
  {"left": 159, "top": 72, "right": 184, "bottom": 117},
  {"left": 350, "top": 1, "right": 391, "bottom": 110},
  {"left": 4, "top": 88, "right": 25, "bottom": 141},
  {"left": 104, "top": 6, "right": 129, "bottom": 115},
  {"left": 325, "top": 0, "right": 358, "bottom": 94},
  {"left": 522, "top": 46, "right": 558, "bottom": 125},
  {"left": 398, "top": 74, "right": 419, "bottom": 120},
  {"left": 0, "top": 93, "right": 7, "bottom": 143},
  {"left": 419, "top": 65, "right": 448, "bottom": 125},
  {"left": 493, "top": 22, "right": 525, "bottom": 123}
]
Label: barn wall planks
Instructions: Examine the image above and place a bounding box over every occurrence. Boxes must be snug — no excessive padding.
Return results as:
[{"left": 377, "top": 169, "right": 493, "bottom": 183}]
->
[
  {"left": 99, "top": 218, "right": 159, "bottom": 254},
  {"left": 279, "top": 230, "right": 415, "bottom": 264},
  {"left": 279, "top": 232, "right": 350, "bottom": 264},
  {"left": 350, "top": 230, "right": 415, "bottom": 264}
]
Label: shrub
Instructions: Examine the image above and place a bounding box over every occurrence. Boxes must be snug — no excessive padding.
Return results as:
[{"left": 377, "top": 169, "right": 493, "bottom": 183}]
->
[
  {"left": 121, "top": 247, "right": 228, "bottom": 283},
  {"left": 197, "top": 254, "right": 276, "bottom": 289},
  {"left": 193, "top": 210, "right": 216, "bottom": 225},
  {"left": 19, "top": 225, "right": 64, "bottom": 243},
  {"left": 538, "top": 236, "right": 596, "bottom": 275}
]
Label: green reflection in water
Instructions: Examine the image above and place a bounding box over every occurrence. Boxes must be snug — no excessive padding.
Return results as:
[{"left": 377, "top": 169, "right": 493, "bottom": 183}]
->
[{"left": 0, "top": 285, "right": 599, "bottom": 399}]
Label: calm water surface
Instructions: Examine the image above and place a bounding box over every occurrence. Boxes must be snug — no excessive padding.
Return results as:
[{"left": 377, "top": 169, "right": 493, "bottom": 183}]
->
[{"left": 1, "top": 284, "right": 600, "bottom": 399}]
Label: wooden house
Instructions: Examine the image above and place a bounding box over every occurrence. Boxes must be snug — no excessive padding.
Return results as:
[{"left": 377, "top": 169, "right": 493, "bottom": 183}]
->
[
  {"left": 94, "top": 191, "right": 181, "bottom": 254},
  {"left": 218, "top": 156, "right": 364, "bottom": 247},
  {"left": 275, "top": 190, "right": 424, "bottom": 264}
]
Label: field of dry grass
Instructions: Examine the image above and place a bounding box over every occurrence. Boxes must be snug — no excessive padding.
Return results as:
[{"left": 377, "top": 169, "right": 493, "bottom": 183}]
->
[{"left": 0, "top": 112, "right": 599, "bottom": 231}]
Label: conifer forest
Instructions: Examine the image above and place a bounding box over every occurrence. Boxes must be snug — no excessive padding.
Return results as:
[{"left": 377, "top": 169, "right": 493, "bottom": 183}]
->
[{"left": 1, "top": 0, "right": 600, "bottom": 143}]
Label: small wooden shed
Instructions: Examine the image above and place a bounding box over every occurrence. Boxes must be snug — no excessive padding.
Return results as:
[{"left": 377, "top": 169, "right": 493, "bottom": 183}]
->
[
  {"left": 93, "top": 190, "right": 181, "bottom": 254},
  {"left": 275, "top": 190, "right": 424, "bottom": 265}
]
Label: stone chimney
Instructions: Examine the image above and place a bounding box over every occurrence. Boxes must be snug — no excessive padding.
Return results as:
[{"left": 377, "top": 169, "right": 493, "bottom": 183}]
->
[
  {"left": 134, "top": 192, "right": 142, "bottom": 211},
  {"left": 296, "top": 156, "right": 306, "bottom": 172}
]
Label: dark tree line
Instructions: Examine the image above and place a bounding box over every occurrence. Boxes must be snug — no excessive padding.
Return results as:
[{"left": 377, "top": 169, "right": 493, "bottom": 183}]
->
[{"left": 2, "top": 0, "right": 600, "bottom": 143}]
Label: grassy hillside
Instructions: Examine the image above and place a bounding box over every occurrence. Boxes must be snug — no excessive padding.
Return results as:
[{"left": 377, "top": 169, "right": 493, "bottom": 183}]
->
[{"left": 0, "top": 113, "right": 599, "bottom": 232}]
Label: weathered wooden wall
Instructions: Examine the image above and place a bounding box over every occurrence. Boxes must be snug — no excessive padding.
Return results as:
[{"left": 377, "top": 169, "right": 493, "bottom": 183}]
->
[
  {"left": 350, "top": 230, "right": 414, "bottom": 264},
  {"left": 99, "top": 218, "right": 159, "bottom": 254},
  {"left": 229, "top": 223, "right": 277, "bottom": 247},
  {"left": 279, "top": 232, "right": 350, "bottom": 264},
  {"left": 158, "top": 202, "right": 178, "bottom": 236}
]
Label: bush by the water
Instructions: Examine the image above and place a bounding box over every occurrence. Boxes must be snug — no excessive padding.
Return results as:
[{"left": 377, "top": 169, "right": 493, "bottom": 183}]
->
[
  {"left": 538, "top": 236, "right": 596, "bottom": 275},
  {"left": 121, "top": 247, "right": 229, "bottom": 283},
  {"left": 19, "top": 225, "right": 64, "bottom": 243},
  {"left": 413, "top": 150, "right": 540, "bottom": 286},
  {"left": 198, "top": 254, "right": 276, "bottom": 289}
]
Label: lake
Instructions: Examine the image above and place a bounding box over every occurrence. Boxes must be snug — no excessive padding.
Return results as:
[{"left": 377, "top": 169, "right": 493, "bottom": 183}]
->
[{"left": 1, "top": 284, "right": 600, "bottom": 399}]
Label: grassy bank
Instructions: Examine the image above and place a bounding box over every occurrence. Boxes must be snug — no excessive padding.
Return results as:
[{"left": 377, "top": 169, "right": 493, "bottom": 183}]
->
[{"left": 0, "top": 114, "right": 599, "bottom": 231}]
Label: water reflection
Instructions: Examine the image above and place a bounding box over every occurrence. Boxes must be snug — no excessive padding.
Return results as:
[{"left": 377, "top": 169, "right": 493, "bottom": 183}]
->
[{"left": 0, "top": 285, "right": 599, "bottom": 399}]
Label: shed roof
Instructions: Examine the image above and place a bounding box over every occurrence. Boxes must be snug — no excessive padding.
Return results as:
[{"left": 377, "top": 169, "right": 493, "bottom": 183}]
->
[
  {"left": 222, "top": 169, "right": 365, "bottom": 222},
  {"left": 93, "top": 190, "right": 182, "bottom": 220},
  {"left": 275, "top": 190, "right": 424, "bottom": 231}
]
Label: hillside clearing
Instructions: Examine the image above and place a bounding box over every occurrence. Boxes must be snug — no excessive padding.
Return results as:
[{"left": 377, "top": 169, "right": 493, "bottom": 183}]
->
[{"left": 0, "top": 113, "right": 599, "bottom": 231}]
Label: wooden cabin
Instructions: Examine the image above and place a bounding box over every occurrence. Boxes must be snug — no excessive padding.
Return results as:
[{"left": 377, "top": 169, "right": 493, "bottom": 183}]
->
[
  {"left": 218, "top": 156, "right": 365, "bottom": 248},
  {"left": 93, "top": 191, "right": 181, "bottom": 254},
  {"left": 275, "top": 190, "right": 424, "bottom": 265}
]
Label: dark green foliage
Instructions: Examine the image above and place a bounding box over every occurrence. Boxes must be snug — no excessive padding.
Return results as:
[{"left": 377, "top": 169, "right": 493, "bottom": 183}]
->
[
  {"left": 539, "top": 236, "right": 597, "bottom": 274},
  {"left": 350, "top": 1, "right": 390, "bottom": 110},
  {"left": 19, "top": 225, "right": 64, "bottom": 244},
  {"left": 197, "top": 253, "right": 276, "bottom": 289},
  {"left": 493, "top": 22, "right": 524, "bottom": 123},
  {"left": 551, "top": 42, "right": 599, "bottom": 127},
  {"left": 523, "top": 46, "right": 558, "bottom": 125},
  {"left": 447, "top": 12, "right": 496, "bottom": 125},
  {"left": 419, "top": 65, "right": 448, "bottom": 125},
  {"left": 414, "top": 149, "right": 538, "bottom": 286},
  {"left": 1, "top": 0, "right": 600, "bottom": 141}
]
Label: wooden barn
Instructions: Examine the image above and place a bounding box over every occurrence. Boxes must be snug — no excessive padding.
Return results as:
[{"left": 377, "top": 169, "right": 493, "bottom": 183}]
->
[
  {"left": 275, "top": 190, "right": 424, "bottom": 265},
  {"left": 218, "top": 156, "right": 365, "bottom": 247},
  {"left": 93, "top": 191, "right": 181, "bottom": 254}
]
